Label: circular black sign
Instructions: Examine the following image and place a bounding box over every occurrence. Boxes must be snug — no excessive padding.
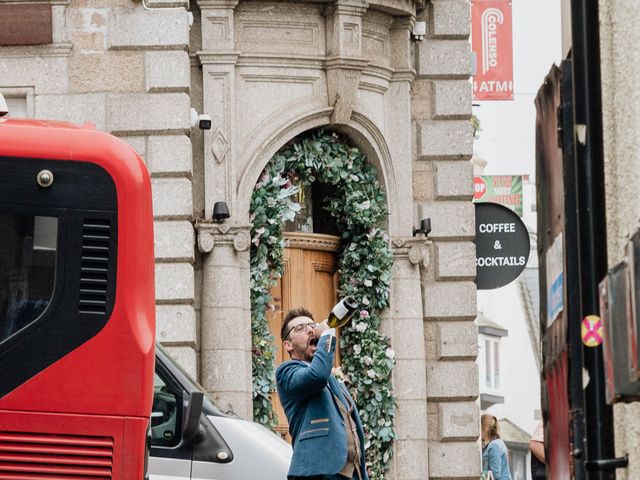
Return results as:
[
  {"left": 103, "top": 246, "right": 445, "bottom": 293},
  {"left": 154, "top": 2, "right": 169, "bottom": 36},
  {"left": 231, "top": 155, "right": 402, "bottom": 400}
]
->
[{"left": 474, "top": 202, "right": 530, "bottom": 290}]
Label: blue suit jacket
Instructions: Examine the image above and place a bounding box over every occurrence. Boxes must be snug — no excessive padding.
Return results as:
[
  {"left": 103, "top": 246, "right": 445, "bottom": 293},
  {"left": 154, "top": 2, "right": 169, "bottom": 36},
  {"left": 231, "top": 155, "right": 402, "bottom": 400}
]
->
[{"left": 276, "top": 334, "right": 368, "bottom": 479}]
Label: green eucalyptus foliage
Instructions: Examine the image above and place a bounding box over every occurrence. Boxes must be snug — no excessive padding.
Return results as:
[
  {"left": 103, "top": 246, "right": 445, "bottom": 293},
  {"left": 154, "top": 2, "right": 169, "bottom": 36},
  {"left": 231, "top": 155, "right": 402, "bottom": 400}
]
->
[{"left": 250, "top": 131, "right": 395, "bottom": 479}]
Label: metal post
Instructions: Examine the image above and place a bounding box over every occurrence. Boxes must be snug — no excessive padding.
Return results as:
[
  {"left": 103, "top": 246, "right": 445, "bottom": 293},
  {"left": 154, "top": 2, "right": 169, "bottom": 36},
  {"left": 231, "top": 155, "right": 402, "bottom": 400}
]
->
[
  {"left": 569, "top": 1, "right": 614, "bottom": 478},
  {"left": 560, "top": 58, "right": 586, "bottom": 480}
]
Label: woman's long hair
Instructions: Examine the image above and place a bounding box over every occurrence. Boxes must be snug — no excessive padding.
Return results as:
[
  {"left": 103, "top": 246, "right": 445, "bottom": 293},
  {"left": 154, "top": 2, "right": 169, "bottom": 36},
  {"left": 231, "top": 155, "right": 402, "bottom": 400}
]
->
[{"left": 481, "top": 414, "right": 501, "bottom": 443}]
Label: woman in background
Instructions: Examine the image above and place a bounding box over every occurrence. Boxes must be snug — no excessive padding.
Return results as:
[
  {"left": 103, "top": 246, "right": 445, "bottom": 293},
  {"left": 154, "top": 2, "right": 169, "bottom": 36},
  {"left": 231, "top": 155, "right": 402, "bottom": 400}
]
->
[{"left": 481, "top": 414, "right": 513, "bottom": 480}]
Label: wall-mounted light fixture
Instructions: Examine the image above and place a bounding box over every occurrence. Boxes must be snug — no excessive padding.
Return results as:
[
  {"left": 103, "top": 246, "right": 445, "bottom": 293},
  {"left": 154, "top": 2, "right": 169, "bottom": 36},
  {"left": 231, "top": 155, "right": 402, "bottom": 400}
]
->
[
  {"left": 212, "top": 201, "right": 230, "bottom": 223},
  {"left": 413, "top": 217, "right": 431, "bottom": 237}
]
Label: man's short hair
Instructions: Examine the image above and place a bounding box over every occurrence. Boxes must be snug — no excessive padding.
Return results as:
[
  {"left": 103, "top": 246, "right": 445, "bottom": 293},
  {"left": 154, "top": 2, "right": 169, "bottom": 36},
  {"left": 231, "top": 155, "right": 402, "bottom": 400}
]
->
[{"left": 281, "top": 307, "right": 314, "bottom": 340}]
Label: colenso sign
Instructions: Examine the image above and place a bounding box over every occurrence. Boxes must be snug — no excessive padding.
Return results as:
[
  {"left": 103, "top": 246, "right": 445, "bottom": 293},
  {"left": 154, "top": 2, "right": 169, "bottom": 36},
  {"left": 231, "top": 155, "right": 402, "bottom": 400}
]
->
[
  {"left": 474, "top": 202, "right": 530, "bottom": 289},
  {"left": 471, "top": 0, "right": 514, "bottom": 100}
]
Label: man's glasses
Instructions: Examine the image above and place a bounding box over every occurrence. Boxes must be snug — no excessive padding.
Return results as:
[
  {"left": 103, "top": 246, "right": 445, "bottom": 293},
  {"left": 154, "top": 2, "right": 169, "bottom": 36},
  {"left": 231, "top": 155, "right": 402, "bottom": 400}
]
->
[{"left": 283, "top": 322, "right": 318, "bottom": 340}]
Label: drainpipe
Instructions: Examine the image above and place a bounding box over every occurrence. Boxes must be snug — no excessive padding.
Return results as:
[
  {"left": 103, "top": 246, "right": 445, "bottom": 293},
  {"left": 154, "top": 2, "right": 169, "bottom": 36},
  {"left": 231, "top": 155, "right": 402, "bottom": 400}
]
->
[{"left": 569, "top": 1, "right": 621, "bottom": 477}]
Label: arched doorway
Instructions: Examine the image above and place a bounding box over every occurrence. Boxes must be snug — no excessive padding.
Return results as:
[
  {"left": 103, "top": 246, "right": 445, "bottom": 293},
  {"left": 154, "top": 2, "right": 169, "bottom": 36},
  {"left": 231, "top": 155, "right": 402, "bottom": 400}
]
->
[{"left": 249, "top": 129, "right": 395, "bottom": 474}]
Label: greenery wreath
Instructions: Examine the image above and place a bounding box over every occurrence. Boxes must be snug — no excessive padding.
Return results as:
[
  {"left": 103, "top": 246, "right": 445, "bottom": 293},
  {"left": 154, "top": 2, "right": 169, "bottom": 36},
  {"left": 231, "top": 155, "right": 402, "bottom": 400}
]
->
[{"left": 249, "top": 130, "right": 395, "bottom": 478}]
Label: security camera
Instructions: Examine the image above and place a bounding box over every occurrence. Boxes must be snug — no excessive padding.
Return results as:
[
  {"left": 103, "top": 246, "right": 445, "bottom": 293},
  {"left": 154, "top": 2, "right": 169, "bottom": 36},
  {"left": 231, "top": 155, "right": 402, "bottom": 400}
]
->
[
  {"left": 190, "top": 108, "right": 212, "bottom": 130},
  {"left": 0, "top": 93, "right": 8, "bottom": 117}
]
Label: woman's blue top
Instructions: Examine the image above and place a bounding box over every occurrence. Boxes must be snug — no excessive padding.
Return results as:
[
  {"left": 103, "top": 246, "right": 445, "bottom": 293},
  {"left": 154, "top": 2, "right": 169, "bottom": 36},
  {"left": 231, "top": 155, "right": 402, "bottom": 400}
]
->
[{"left": 482, "top": 439, "right": 513, "bottom": 480}]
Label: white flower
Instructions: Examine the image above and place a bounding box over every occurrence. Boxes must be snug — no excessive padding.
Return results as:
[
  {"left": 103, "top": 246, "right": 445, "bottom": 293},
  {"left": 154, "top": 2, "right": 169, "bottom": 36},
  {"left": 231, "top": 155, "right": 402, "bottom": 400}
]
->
[
  {"left": 359, "top": 200, "right": 371, "bottom": 211},
  {"left": 363, "top": 279, "right": 373, "bottom": 287},
  {"left": 385, "top": 348, "right": 395, "bottom": 360},
  {"left": 363, "top": 355, "right": 373, "bottom": 366},
  {"left": 355, "top": 322, "right": 368, "bottom": 333},
  {"left": 353, "top": 344, "right": 362, "bottom": 355},
  {"left": 367, "top": 369, "right": 376, "bottom": 379},
  {"left": 378, "top": 418, "right": 386, "bottom": 426},
  {"left": 350, "top": 174, "right": 359, "bottom": 182},
  {"left": 362, "top": 296, "right": 370, "bottom": 306}
]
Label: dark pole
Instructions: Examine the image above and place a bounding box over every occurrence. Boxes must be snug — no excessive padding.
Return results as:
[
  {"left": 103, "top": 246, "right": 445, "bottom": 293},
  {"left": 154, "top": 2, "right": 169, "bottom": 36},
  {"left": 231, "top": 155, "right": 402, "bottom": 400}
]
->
[
  {"left": 569, "top": 1, "right": 614, "bottom": 478},
  {"left": 560, "top": 58, "right": 585, "bottom": 480}
]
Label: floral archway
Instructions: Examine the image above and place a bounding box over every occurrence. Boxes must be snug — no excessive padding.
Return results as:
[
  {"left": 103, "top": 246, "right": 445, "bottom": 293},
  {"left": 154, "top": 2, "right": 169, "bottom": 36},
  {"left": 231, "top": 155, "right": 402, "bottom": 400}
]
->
[{"left": 249, "top": 130, "right": 396, "bottom": 478}]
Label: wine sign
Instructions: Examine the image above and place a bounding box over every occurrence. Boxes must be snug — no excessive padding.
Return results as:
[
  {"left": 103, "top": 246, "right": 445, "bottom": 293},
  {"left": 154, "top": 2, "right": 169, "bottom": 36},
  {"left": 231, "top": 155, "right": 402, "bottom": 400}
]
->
[{"left": 474, "top": 202, "right": 530, "bottom": 290}]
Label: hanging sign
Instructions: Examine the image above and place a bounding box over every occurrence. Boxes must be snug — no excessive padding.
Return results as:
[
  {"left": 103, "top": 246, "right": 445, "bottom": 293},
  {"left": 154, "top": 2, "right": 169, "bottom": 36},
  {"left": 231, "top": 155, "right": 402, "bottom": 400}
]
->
[
  {"left": 471, "top": 0, "right": 514, "bottom": 100},
  {"left": 474, "top": 202, "right": 530, "bottom": 289},
  {"left": 473, "top": 175, "right": 523, "bottom": 216}
]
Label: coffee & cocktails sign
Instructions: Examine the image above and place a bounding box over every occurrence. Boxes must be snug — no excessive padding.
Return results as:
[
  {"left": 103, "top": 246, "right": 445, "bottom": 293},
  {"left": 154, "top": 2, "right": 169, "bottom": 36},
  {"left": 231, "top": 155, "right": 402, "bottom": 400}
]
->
[{"left": 474, "top": 202, "right": 530, "bottom": 289}]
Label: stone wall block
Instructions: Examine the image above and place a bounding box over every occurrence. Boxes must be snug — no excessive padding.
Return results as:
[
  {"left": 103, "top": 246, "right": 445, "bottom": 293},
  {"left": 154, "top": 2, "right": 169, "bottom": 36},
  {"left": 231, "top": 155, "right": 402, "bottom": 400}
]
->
[
  {"left": 417, "top": 119, "right": 473, "bottom": 159},
  {"left": 415, "top": 39, "right": 471, "bottom": 78},
  {"left": 163, "top": 345, "right": 198, "bottom": 379},
  {"left": 108, "top": 9, "right": 189, "bottom": 50},
  {"left": 70, "top": 51, "right": 144, "bottom": 93},
  {"left": 426, "top": 360, "right": 479, "bottom": 400},
  {"left": 200, "top": 306, "right": 249, "bottom": 352},
  {"left": 437, "top": 320, "right": 478, "bottom": 359},
  {"left": 145, "top": 51, "right": 190, "bottom": 93},
  {"left": 147, "top": 134, "right": 192, "bottom": 177},
  {"left": 151, "top": 178, "right": 193, "bottom": 219},
  {"left": 391, "top": 278, "right": 424, "bottom": 318},
  {"left": 202, "top": 265, "right": 245, "bottom": 308},
  {"left": 410, "top": 79, "right": 433, "bottom": 121},
  {"left": 1, "top": 57, "right": 69, "bottom": 94},
  {"left": 394, "top": 439, "right": 429, "bottom": 480},
  {"left": 156, "top": 304, "right": 197, "bottom": 346},
  {"left": 433, "top": 160, "right": 474, "bottom": 199},
  {"left": 395, "top": 399, "right": 428, "bottom": 440},
  {"left": 154, "top": 220, "right": 194, "bottom": 261},
  {"left": 438, "top": 401, "right": 479, "bottom": 441},
  {"left": 430, "top": 0, "right": 471, "bottom": 39},
  {"left": 412, "top": 161, "right": 434, "bottom": 202},
  {"left": 423, "top": 281, "right": 476, "bottom": 320},
  {"left": 155, "top": 262, "right": 195, "bottom": 302},
  {"left": 201, "top": 349, "right": 251, "bottom": 394},
  {"left": 120, "top": 136, "right": 146, "bottom": 159},
  {"left": 433, "top": 79, "right": 472, "bottom": 118},
  {"left": 435, "top": 240, "right": 476, "bottom": 280},
  {"left": 428, "top": 441, "right": 481, "bottom": 478},
  {"left": 391, "top": 318, "right": 426, "bottom": 360},
  {"left": 393, "top": 358, "right": 427, "bottom": 400},
  {"left": 106, "top": 93, "right": 190, "bottom": 134},
  {"left": 420, "top": 201, "right": 475, "bottom": 240},
  {"left": 35, "top": 94, "right": 106, "bottom": 130}
]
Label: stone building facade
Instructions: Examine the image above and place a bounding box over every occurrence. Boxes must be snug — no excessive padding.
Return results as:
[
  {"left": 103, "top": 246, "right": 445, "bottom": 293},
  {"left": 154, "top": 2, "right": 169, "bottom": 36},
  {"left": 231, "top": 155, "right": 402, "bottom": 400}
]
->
[
  {"left": 0, "top": 0, "right": 478, "bottom": 478},
  {"left": 600, "top": 1, "right": 640, "bottom": 478}
]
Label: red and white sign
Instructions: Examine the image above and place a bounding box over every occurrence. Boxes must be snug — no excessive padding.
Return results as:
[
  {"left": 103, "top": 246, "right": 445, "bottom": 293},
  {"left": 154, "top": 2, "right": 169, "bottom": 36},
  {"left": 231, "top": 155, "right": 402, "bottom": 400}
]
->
[
  {"left": 472, "top": 0, "right": 514, "bottom": 101},
  {"left": 473, "top": 176, "right": 487, "bottom": 200}
]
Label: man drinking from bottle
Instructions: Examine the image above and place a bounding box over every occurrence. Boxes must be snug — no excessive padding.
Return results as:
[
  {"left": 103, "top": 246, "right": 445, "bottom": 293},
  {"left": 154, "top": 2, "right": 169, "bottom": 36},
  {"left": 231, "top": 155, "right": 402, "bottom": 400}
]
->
[{"left": 276, "top": 307, "right": 368, "bottom": 480}]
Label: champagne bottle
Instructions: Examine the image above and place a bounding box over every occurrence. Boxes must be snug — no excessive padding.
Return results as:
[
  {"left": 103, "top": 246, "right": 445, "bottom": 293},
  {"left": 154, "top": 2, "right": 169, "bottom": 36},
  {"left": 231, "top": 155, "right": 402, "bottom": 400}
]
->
[{"left": 326, "top": 296, "right": 358, "bottom": 329}]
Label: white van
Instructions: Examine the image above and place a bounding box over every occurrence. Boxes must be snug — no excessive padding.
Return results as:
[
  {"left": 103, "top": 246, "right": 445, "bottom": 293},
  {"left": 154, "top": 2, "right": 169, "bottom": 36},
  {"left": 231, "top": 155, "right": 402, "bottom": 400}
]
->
[{"left": 149, "top": 345, "right": 291, "bottom": 479}]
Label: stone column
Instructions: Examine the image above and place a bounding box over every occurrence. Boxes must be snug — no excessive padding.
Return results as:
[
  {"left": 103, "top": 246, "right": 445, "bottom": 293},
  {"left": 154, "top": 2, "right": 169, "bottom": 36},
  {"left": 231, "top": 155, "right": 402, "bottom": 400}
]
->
[
  {"left": 197, "top": 223, "right": 253, "bottom": 420},
  {"left": 324, "top": 0, "right": 369, "bottom": 124},
  {"left": 197, "top": 0, "right": 240, "bottom": 220},
  {"left": 386, "top": 237, "right": 430, "bottom": 480}
]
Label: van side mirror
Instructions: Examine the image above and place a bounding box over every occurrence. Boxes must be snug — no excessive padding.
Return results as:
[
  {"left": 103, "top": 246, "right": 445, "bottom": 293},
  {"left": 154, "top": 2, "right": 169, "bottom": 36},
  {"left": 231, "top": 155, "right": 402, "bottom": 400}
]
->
[{"left": 182, "top": 390, "right": 204, "bottom": 443}]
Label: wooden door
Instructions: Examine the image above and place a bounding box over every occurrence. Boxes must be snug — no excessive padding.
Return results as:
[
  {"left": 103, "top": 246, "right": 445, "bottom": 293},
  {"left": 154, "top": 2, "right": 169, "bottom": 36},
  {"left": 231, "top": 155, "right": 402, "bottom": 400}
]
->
[{"left": 267, "top": 232, "right": 340, "bottom": 440}]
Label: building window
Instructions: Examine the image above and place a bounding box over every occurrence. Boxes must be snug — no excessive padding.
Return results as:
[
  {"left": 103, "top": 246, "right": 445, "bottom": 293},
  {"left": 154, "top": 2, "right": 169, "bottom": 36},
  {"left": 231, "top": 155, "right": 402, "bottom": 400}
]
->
[{"left": 484, "top": 337, "right": 501, "bottom": 391}]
